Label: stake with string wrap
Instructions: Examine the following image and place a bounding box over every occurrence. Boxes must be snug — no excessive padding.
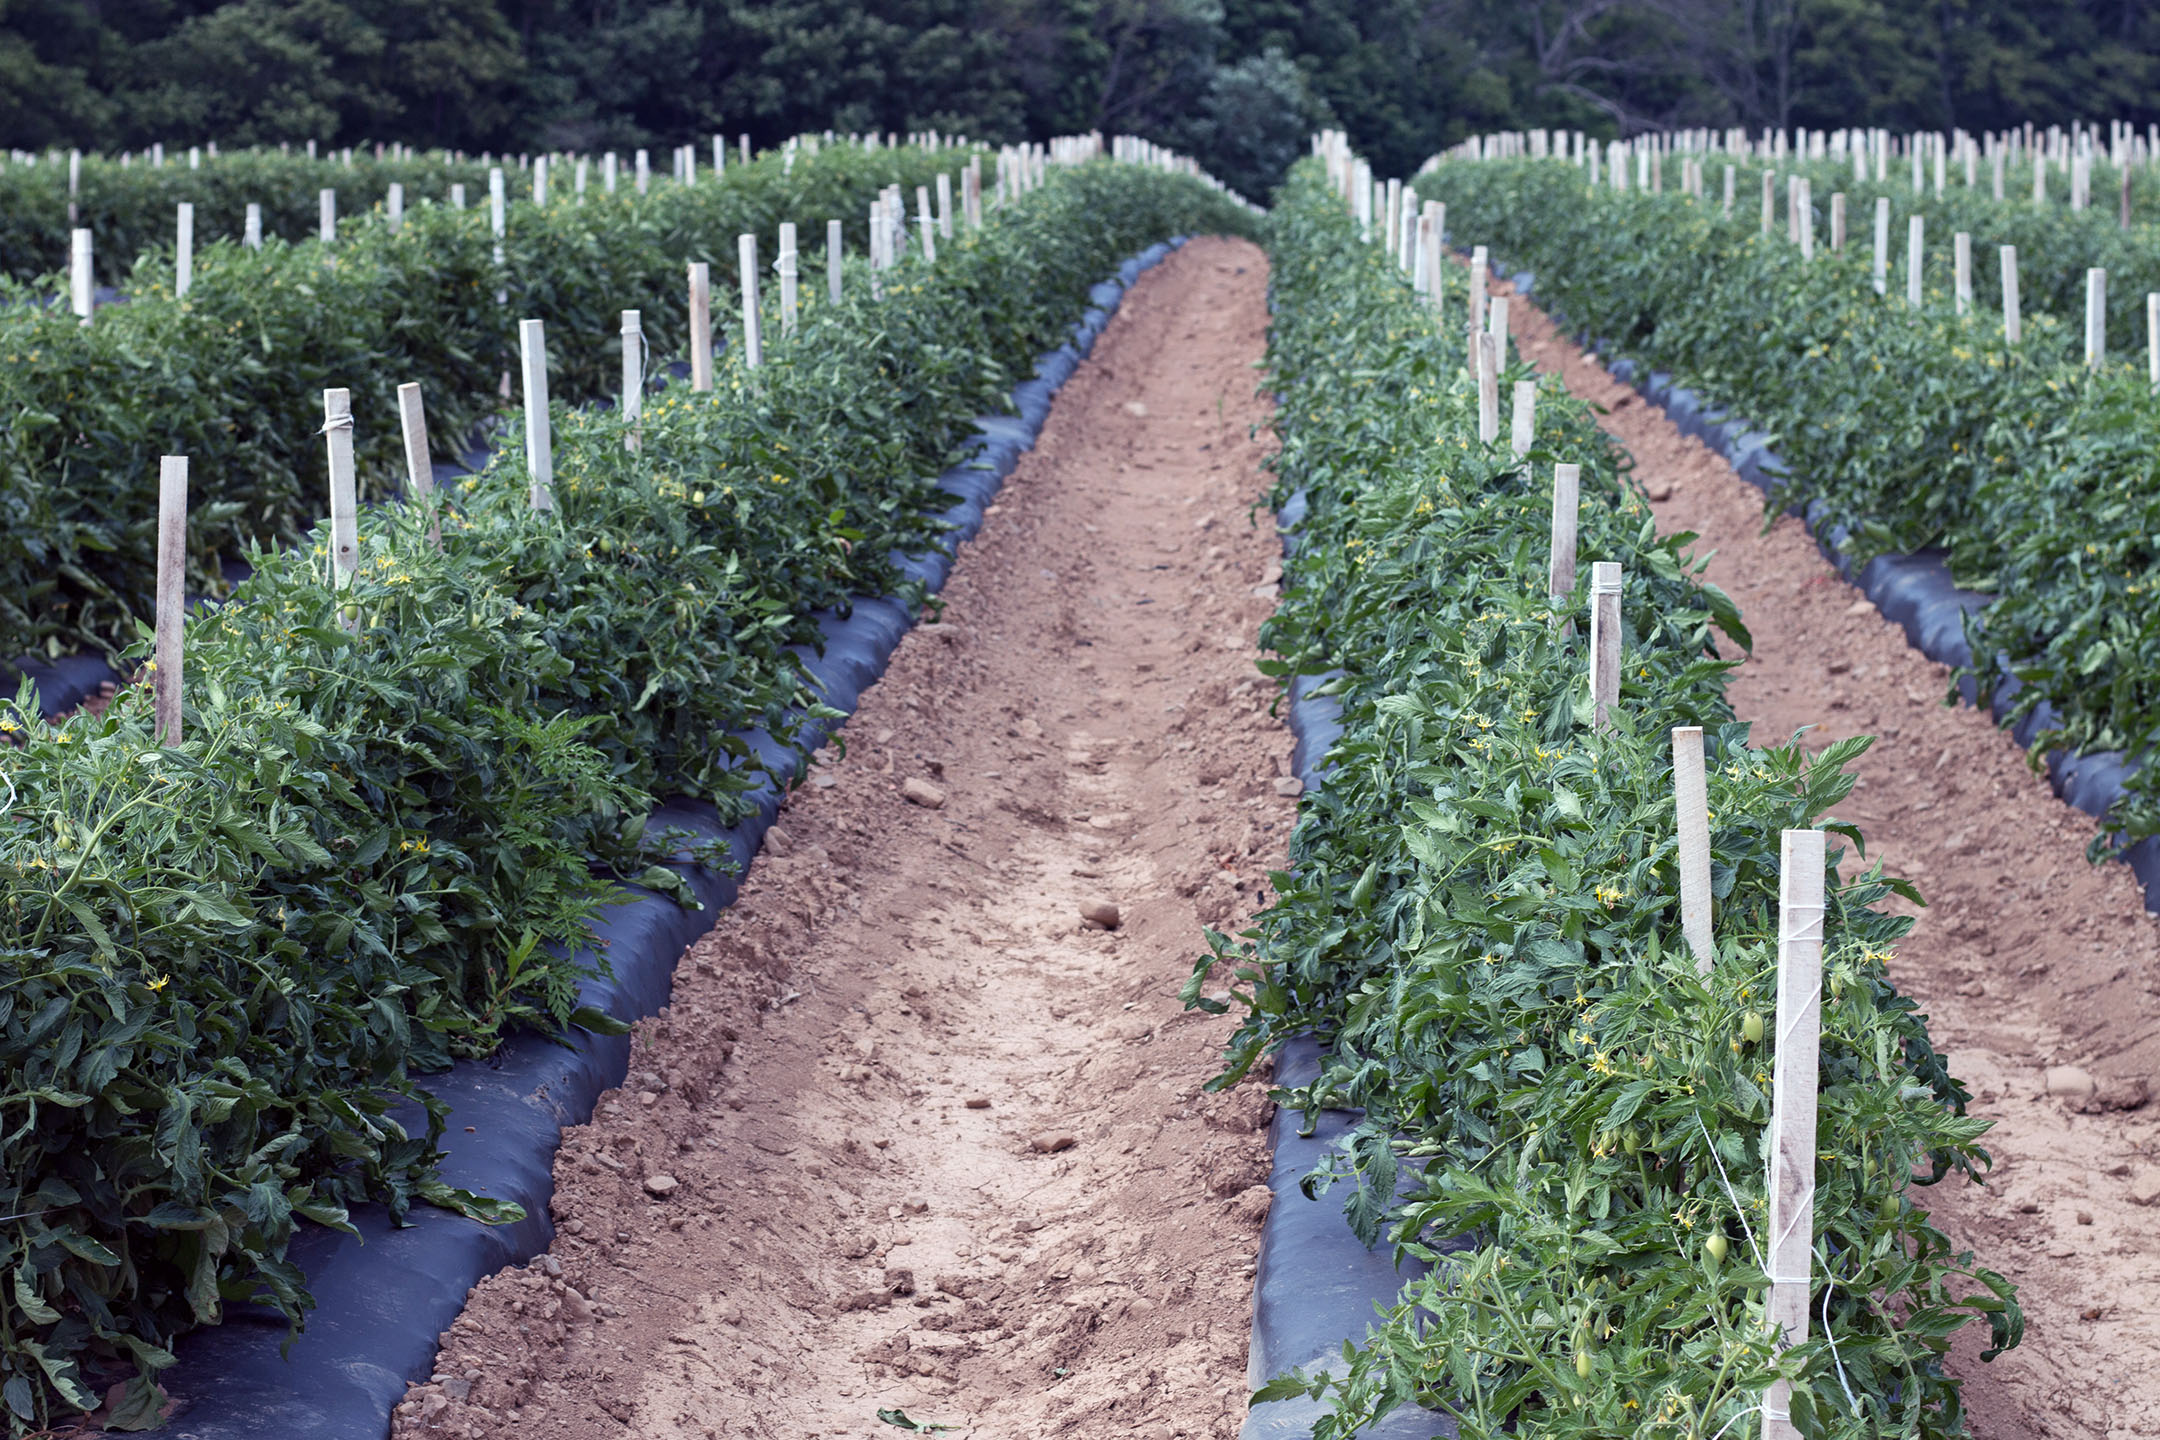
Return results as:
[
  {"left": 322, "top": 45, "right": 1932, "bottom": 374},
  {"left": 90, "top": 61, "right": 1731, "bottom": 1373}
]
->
[
  {"left": 739, "top": 234, "right": 763, "bottom": 369},
  {"left": 621, "top": 310, "right": 645, "bottom": 453},
  {"left": 1671, "top": 726, "right": 1713, "bottom": 973}
]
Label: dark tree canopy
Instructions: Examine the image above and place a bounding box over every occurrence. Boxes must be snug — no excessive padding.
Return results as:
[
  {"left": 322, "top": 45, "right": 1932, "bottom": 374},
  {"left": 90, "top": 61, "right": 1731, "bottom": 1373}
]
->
[{"left": 5, "top": 0, "right": 2159, "bottom": 199}]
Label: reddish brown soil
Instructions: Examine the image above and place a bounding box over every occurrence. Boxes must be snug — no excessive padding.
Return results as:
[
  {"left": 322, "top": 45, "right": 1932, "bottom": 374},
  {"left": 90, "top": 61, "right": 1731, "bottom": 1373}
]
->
[
  {"left": 384, "top": 237, "right": 1285, "bottom": 1440},
  {"left": 1502, "top": 281, "right": 2160, "bottom": 1440}
]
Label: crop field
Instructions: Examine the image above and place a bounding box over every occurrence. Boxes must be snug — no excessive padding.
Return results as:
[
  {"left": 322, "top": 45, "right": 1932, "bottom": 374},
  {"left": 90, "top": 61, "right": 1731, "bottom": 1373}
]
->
[{"left": 2, "top": 59, "right": 2159, "bottom": 1440}]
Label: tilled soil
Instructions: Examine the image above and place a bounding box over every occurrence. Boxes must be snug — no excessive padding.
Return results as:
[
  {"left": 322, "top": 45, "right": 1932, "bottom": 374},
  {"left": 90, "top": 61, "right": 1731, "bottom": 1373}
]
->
[
  {"left": 1501, "top": 282, "right": 2160, "bottom": 1440},
  {"left": 387, "top": 236, "right": 1285, "bottom": 1440}
]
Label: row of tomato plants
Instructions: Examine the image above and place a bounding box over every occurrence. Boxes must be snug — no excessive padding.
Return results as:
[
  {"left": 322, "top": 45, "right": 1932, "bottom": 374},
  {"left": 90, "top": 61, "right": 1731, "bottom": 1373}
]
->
[
  {"left": 1425, "top": 158, "right": 2160, "bottom": 843},
  {"left": 0, "top": 161, "right": 1257, "bottom": 1433},
  {"left": 0, "top": 149, "right": 505, "bottom": 286},
  {"left": 1, "top": 141, "right": 968, "bottom": 663},
  {"left": 1696, "top": 150, "right": 2160, "bottom": 329},
  {"left": 1190, "top": 160, "right": 2015, "bottom": 1439}
]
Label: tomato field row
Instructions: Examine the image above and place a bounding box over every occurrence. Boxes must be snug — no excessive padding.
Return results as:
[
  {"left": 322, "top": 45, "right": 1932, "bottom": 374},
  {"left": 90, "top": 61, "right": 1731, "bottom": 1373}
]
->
[
  {"left": 0, "top": 160, "right": 1254, "bottom": 1433},
  {"left": 1195, "top": 159, "right": 2015, "bottom": 1438},
  {"left": 1423, "top": 156, "right": 2160, "bottom": 844},
  {"left": 0, "top": 142, "right": 970, "bottom": 662}
]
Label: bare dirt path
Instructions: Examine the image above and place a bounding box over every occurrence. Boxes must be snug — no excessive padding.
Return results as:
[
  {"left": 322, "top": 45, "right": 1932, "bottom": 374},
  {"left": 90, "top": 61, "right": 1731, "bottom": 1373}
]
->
[
  {"left": 1499, "top": 281, "right": 2160, "bottom": 1440},
  {"left": 386, "top": 237, "right": 1284, "bottom": 1440}
]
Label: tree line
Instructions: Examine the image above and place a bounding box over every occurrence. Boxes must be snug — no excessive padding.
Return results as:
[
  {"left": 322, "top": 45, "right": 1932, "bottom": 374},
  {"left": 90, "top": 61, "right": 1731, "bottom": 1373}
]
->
[{"left": 4, "top": 0, "right": 2159, "bottom": 200}]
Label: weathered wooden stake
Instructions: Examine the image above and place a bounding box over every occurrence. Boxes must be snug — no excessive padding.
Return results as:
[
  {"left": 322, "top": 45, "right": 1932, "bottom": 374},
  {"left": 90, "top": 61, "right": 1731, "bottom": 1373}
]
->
[
  {"left": 1548, "top": 463, "right": 1579, "bottom": 602},
  {"left": 1906, "top": 214, "right": 1924, "bottom": 307},
  {"left": 1589, "top": 561, "right": 1622, "bottom": 731},
  {"left": 621, "top": 309, "right": 644, "bottom": 452},
  {"left": 688, "top": 262, "right": 713, "bottom": 391},
  {"left": 244, "top": 203, "right": 261, "bottom": 249},
  {"left": 319, "top": 188, "right": 336, "bottom": 244},
  {"left": 778, "top": 221, "right": 800, "bottom": 335},
  {"left": 936, "top": 172, "right": 953, "bottom": 240},
  {"left": 69, "top": 228, "right": 92, "bottom": 324},
  {"left": 324, "top": 388, "right": 360, "bottom": 587},
  {"left": 396, "top": 381, "right": 440, "bottom": 547},
  {"left": 827, "top": 219, "right": 844, "bottom": 304},
  {"left": 1510, "top": 378, "right": 1536, "bottom": 458},
  {"left": 1475, "top": 332, "right": 1499, "bottom": 445},
  {"left": 1870, "top": 197, "right": 1890, "bottom": 295},
  {"left": 1762, "top": 827, "right": 1827, "bottom": 1440},
  {"left": 2087, "top": 267, "right": 2107, "bottom": 369},
  {"left": 153, "top": 455, "right": 188, "bottom": 745},
  {"left": 2001, "top": 245, "right": 2022, "bottom": 343},
  {"left": 1722, "top": 164, "right": 1735, "bottom": 218},
  {"left": 1953, "top": 232, "right": 1972, "bottom": 314},
  {"left": 1830, "top": 192, "right": 1846, "bottom": 251},
  {"left": 2147, "top": 293, "right": 2158, "bottom": 391},
  {"left": 519, "top": 319, "right": 554, "bottom": 510},
  {"left": 738, "top": 234, "right": 764, "bottom": 368},
  {"left": 1488, "top": 293, "right": 1509, "bottom": 370},
  {"left": 175, "top": 203, "right": 194, "bottom": 298},
  {"left": 387, "top": 181, "right": 404, "bottom": 231},
  {"left": 915, "top": 185, "right": 937, "bottom": 263},
  {"left": 1671, "top": 726, "right": 1714, "bottom": 973}
]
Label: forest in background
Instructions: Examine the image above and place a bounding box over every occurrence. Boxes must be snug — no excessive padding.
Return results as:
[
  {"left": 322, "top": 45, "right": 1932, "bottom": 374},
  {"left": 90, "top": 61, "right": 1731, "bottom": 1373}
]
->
[{"left": 5, "top": 0, "right": 2160, "bottom": 199}]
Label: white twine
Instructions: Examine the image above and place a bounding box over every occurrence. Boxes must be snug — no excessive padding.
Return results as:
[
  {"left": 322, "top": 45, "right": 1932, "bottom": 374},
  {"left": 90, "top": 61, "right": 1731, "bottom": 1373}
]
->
[{"left": 318, "top": 412, "right": 354, "bottom": 435}]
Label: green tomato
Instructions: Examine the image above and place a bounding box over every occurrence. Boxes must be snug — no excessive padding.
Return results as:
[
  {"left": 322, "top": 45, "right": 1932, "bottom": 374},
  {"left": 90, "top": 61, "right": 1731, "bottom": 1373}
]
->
[
  {"left": 1878, "top": 1191, "right": 1901, "bottom": 1223},
  {"left": 1742, "top": 1011, "right": 1765, "bottom": 1044},
  {"left": 1705, "top": 1232, "right": 1729, "bottom": 1269},
  {"left": 1574, "top": 1348, "right": 1593, "bottom": 1380}
]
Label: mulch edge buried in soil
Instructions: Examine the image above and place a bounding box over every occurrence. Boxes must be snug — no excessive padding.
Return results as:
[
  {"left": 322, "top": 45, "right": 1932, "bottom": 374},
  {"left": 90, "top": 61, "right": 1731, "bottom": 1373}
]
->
[
  {"left": 1237, "top": 491, "right": 1458, "bottom": 1440},
  {"left": 157, "top": 239, "right": 1189, "bottom": 1440},
  {"left": 1499, "top": 266, "right": 2160, "bottom": 911}
]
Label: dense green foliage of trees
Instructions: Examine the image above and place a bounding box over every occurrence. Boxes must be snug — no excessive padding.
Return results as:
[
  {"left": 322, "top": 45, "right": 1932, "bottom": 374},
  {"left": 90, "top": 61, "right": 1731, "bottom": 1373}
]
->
[{"left": 7, "top": 0, "right": 2160, "bottom": 198}]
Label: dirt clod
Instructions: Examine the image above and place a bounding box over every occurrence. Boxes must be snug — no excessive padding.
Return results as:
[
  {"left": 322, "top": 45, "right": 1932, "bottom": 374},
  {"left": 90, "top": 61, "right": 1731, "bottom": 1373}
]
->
[
  {"left": 900, "top": 777, "right": 946, "bottom": 809},
  {"left": 1079, "top": 898, "right": 1122, "bottom": 929}
]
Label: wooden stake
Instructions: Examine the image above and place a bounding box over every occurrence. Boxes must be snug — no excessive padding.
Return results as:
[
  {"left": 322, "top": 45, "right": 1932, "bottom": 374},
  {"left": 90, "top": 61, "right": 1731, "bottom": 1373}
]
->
[
  {"left": 1548, "top": 463, "right": 1579, "bottom": 602},
  {"left": 1476, "top": 332, "right": 1499, "bottom": 445},
  {"left": 1671, "top": 726, "right": 1714, "bottom": 974},
  {"left": 915, "top": 185, "right": 937, "bottom": 263},
  {"left": 387, "top": 181, "right": 403, "bottom": 231},
  {"left": 827, "top": 219, "right": 844, "bottom": 304},
  {"left": 2087, "top": 267, "right": 2107, "bottom": 369},
  {"left": 1829, "top": 192, "right": 1845, "bottom": 250},
  {"left": 936, "top": 172, "right": 953, "bottom": 240},
  {"left": 533, "top": 155, "right": 548, "bottom": 207},
  {"left": 1906, "top": 214, "right": 1924, "bottom": 307},
  {"left": 1722, "top": 164, "right": 1734, "bottom": 218},
  {"left": 175, "top": 203, "right": 193, "bottom": 298},
  {"left": 1797, "top": 178, "right": 1813, "bottom": 259},
  {"left": 635, "top": 148, "right": 649, "bottom": 194},
  {"left": 2001, "top": 246, "right": 2021, "bottom": 344},
  {"left": 153, "top": 455, "right": 187, "bottom": 746},
  {"left": 778, "top": 221, "right": 800, "bottom": 335},
  {"left": 324, "top": 388, "right": 359, "bottom": 585},
  {"left": 1871, "top": 197, "right": 1890, "bottom": 295},
  {"left": 1488, "top": 293, "right": 1509, "bottom": 370},
  {"left": 70, "top": 228, "right": 91, "bottom": 324},
  {"left": 1510, "top": 378, "right": 1536, "bottom": 457},
  {"left": 1760, "top": 169, "right": 1775, "bottom": 234},
  {"left": 1589, "top": 561, "right": 1622, "bottom": 731},
  {"left": 621, "top": 309, "right": 643, "bottom": 451},
  {"left": 244, "top": 203, "right": 261, "bottom": 249},
  {"left": 319, "top": 188, "right": 336, "bottom": 244},
  {"left": 1953, "top": 231, "right": 1972, "bottom": 315},
  {"left": 2147, "top": 293, "right": 2158, "bottom": 391},
  {"left": 688, "top": 262, "right": 713, "bottom": 391},
  {"left": 519, "top": 319, "right": 553, "bottom": 511},
  {"left": 1762, "top": 827, "right": 1827, "bottom": 1440},
  {"left": 739, "top": 234, "right": 763, "bottom": 368},
  {"left": 396, "top": 382, "right": 440, "bottom": 547}
]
